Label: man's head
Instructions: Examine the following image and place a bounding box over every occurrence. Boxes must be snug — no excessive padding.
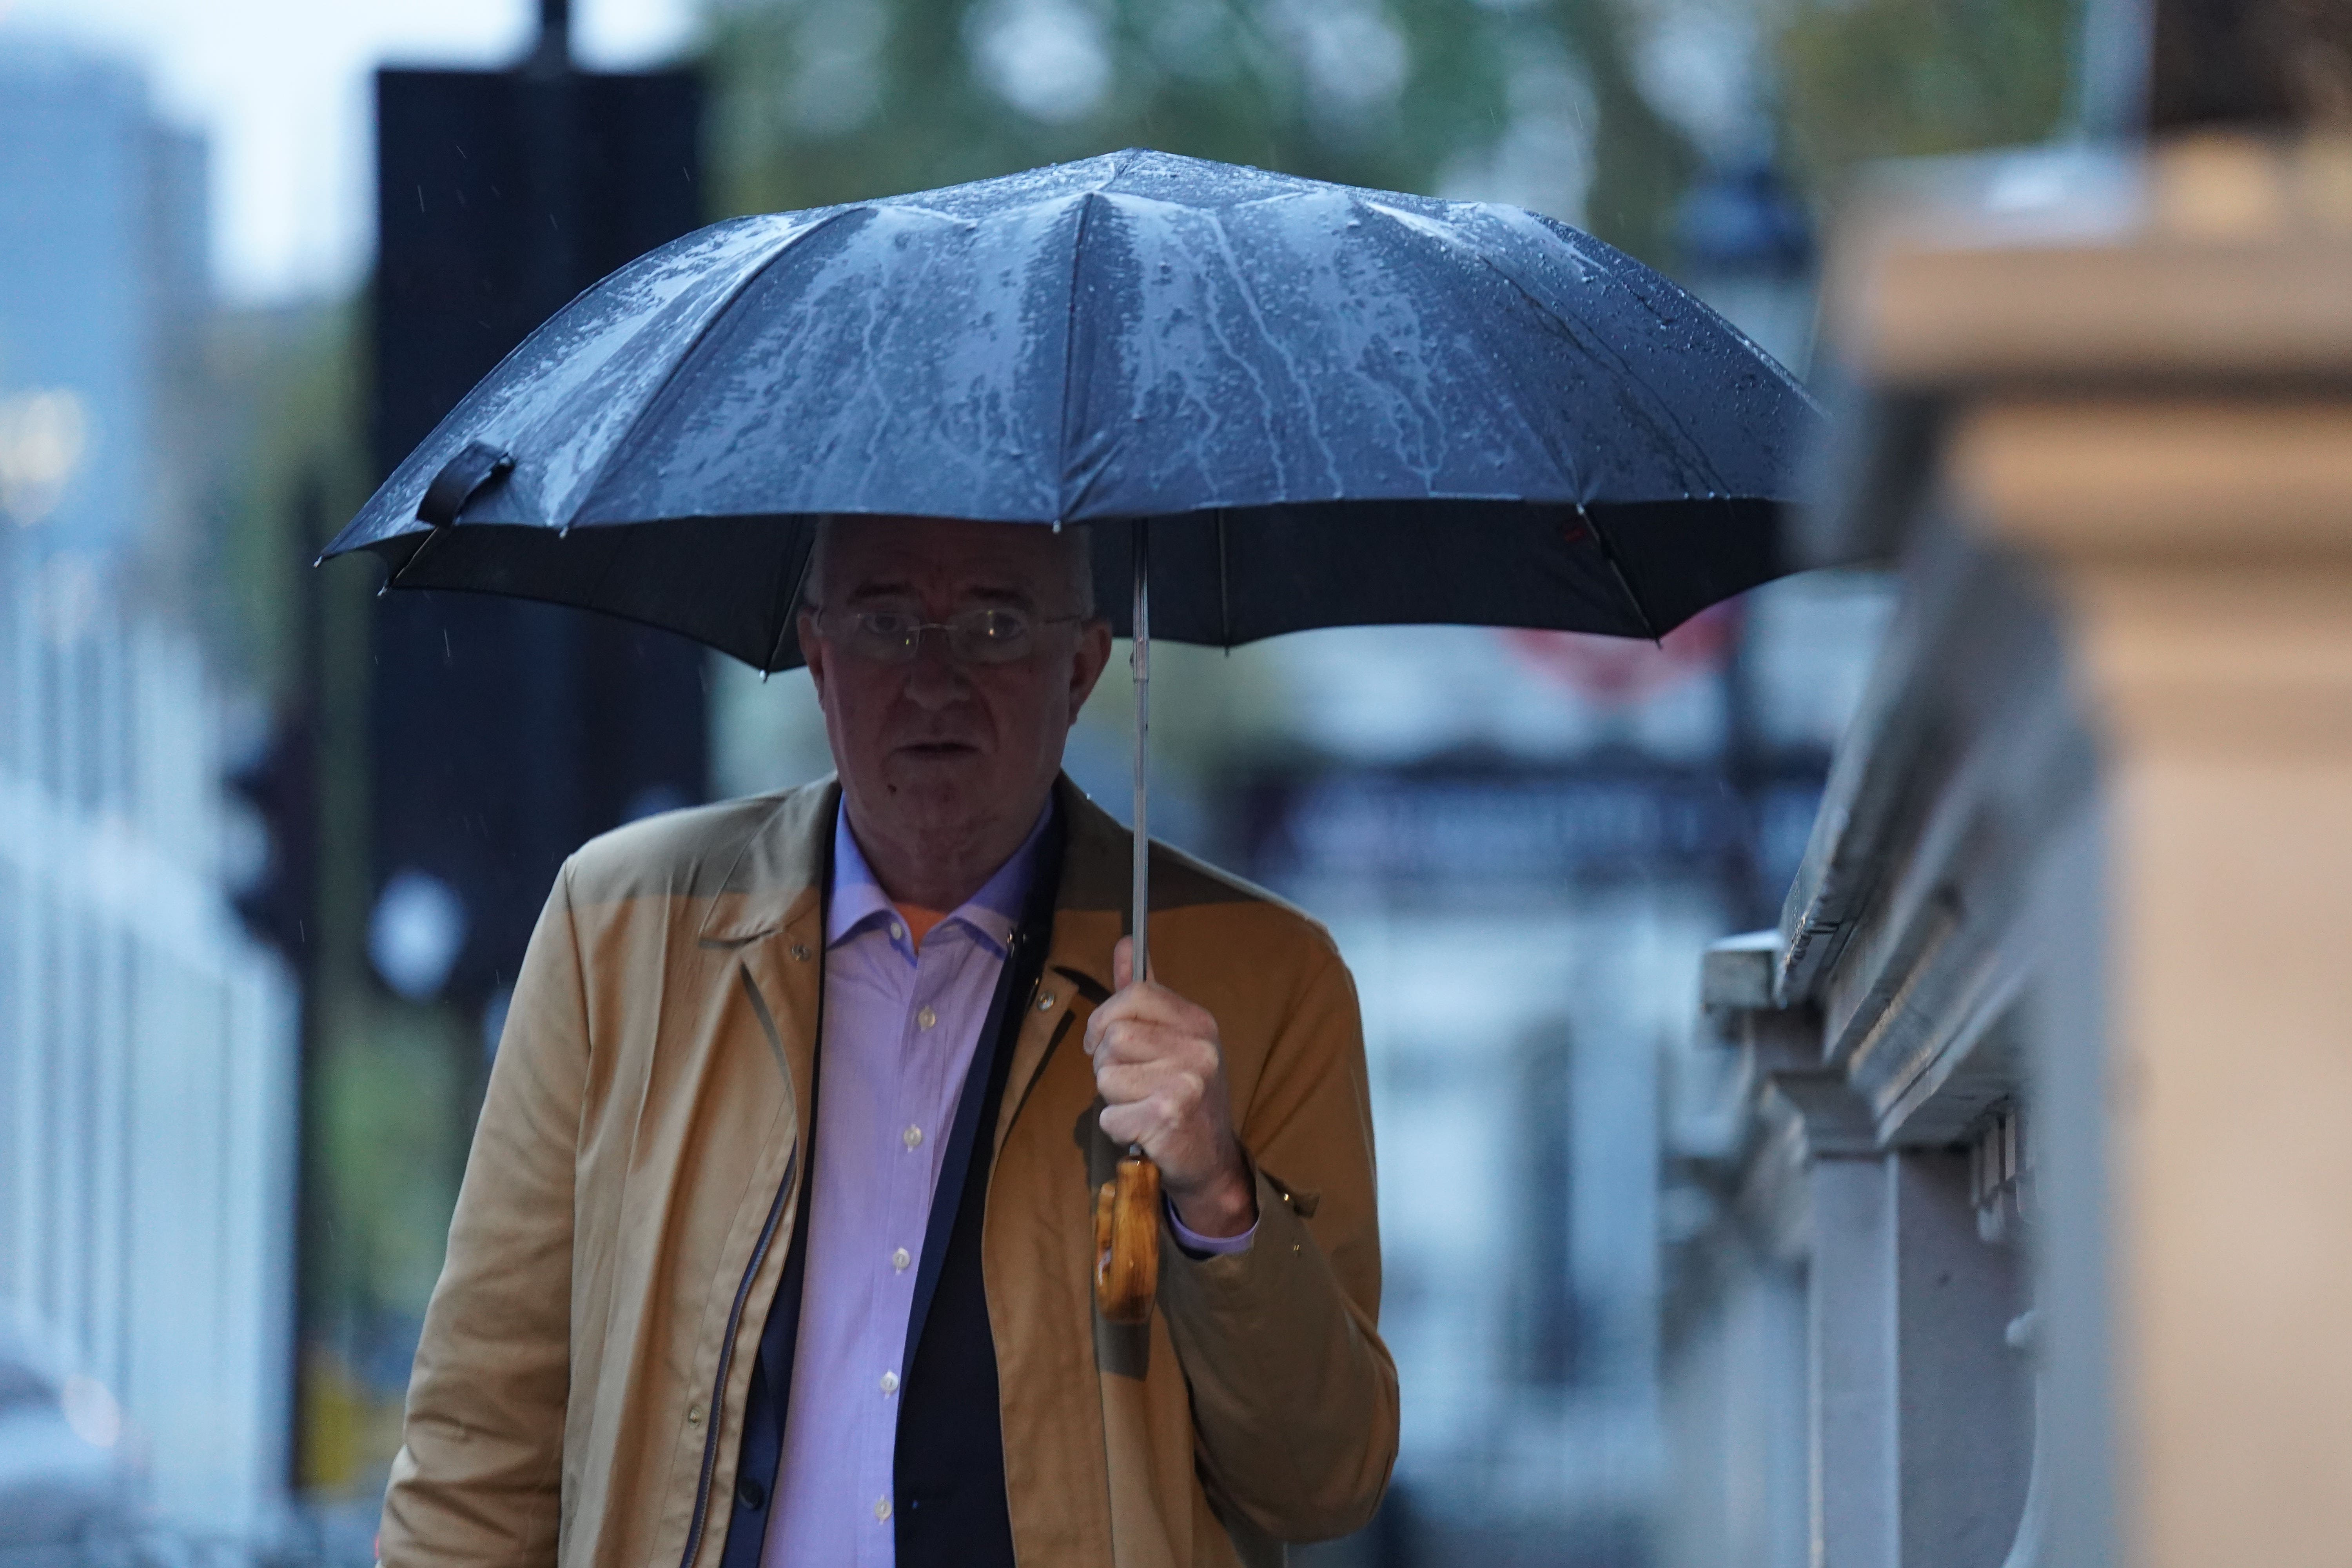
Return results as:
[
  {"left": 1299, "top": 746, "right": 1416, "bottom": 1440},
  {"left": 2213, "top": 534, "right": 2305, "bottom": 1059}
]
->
[{"left": 797, "top": 514, "right": 1112, "bottom": 909}]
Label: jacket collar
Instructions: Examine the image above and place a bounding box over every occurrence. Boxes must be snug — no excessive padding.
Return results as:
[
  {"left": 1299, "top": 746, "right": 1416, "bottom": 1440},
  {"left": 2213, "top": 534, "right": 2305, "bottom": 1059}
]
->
[
  {"left": 695, "top": 777, "right": 838, "bottom": 946},
  {"left": 695, "top": 771, "right": 1128, "bottom": 976}
]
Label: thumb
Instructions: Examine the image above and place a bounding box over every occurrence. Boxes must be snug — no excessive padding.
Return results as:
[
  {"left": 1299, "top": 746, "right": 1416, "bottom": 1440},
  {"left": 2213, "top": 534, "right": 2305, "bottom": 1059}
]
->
[{"left": 1112, "top": 935, "right": 1133, "bottom": 991}]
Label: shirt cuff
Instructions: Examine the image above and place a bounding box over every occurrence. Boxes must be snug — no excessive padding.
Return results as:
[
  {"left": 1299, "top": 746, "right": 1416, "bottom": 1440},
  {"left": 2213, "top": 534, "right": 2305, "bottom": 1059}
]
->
[{"left": 1166, "top": 1198, "right": 1256, "bottom": 1257}]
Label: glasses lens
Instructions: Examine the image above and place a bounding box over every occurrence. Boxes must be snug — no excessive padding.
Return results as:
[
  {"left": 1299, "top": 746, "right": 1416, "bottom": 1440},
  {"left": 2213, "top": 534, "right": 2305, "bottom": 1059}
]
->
[
  {"left": 848, "top": 612, "right": 920, "bottom": 660},
  {"left": 949, "top": 608, "right": 1031, "bottom": 663},
  {"left": 834, "top": 608, "right": 1045, "bottom": 663}
]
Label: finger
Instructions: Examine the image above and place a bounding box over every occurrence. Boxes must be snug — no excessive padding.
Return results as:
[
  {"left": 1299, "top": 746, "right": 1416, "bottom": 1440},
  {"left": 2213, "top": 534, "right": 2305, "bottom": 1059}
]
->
[
  {"left": 1085, "top": 992, "right": 1205, "bottom": 1061},
  {"left": 1095, "top": 1061, "right": 1206, "bottom": 1113},
  {"left": 1090, "top": 983, "right": 1210, "bottom": 1037},
  {"left": 1098, "top": 1100, "right": 1154, "bottom": 1151},
  {"left": 1100, "top": 1096, "right": 1185, "bottom": 1152},
  {"left": 1089, "top": 1016, "right": 1175, "bottom": 1064},
  {"left": 1112, "top": 935, "right": 1132, "bottom": 991}
]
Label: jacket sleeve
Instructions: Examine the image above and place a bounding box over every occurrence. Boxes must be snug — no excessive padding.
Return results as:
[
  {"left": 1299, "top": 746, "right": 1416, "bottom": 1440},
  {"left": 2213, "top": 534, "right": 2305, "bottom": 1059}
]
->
[
  {"left": 1156, "top": 942, "right": 1399, "bottom": 1543},
  {"left": 380, "top": 866, "right": 590, "bottom": 1568}
]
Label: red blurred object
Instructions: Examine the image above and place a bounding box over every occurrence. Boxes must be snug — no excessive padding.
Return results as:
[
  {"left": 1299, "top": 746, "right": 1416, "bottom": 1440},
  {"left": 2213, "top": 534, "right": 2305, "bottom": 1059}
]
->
[{"left": 1499, "top": 599, "right": 1742, "bottom": 706}]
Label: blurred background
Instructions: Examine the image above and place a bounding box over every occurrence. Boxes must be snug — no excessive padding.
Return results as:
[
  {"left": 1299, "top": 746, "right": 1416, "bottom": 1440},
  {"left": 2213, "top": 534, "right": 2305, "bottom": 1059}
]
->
[{"left": 0, "top": 0, "right": 2083, "bottom": 1560}]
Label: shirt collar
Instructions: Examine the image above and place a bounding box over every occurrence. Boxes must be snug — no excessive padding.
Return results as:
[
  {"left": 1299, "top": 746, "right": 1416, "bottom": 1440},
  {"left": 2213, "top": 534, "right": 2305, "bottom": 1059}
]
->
[{"left": 826, "top": 797, "right": 1054, "bottom": 956}]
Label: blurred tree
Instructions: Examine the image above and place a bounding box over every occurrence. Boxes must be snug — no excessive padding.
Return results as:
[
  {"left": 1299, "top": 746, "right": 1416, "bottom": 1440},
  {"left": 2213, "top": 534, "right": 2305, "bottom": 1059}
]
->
[
  {"left": 1545, "top": 0, "right": 1702, "bottom": 276},
  {"left": 702, "top": 0, "right": 1700, "bottom": 265},
  {"left": 708, "top": 0, "right": 1505, "bottom": 214},
  {"left": 1773, "top": 0, "right": 2082, "bottom": 194}
]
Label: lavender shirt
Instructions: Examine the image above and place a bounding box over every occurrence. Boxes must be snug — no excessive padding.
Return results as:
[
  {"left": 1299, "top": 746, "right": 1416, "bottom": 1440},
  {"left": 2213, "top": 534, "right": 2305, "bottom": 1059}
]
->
[{"left": 761, "top": 801, "right": 1249, "bottom": 1567}]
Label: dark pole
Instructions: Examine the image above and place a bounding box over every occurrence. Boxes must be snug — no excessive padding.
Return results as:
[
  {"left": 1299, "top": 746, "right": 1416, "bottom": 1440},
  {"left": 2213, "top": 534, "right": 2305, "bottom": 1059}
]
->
[
  {"left": 530, "top": 0, "right": 572, "bottom": 73},
  {"left": 284, "top": 469, "right": 327, "bottom": 1498},
  {"left": 2074, "top": 0, "right": 2152, "bottom": 139}
]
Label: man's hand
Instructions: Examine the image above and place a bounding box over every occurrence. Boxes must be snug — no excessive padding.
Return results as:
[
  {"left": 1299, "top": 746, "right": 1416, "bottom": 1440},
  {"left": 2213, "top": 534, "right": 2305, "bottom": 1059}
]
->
[{"left": 1084, "top": 937, "right": 1257, "bottom": 1238}]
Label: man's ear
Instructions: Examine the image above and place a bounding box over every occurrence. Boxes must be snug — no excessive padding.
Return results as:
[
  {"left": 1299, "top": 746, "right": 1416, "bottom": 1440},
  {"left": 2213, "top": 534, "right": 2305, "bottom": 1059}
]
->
[{"left": 1067, "top": 617, "right": 1114, "bottom": 720}]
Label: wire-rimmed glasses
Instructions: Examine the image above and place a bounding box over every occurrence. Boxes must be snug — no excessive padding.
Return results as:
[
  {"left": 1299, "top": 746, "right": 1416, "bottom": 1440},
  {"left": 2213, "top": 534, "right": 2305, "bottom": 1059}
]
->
[{"left": 818, "top": 606, "right": 1083, "bottom": 665}]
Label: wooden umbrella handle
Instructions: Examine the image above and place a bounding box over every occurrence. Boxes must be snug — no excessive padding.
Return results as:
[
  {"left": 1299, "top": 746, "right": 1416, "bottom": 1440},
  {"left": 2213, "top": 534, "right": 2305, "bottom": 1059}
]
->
[{"left": 1094, "top": 1147, "right": 1161, "bottom": 1324}]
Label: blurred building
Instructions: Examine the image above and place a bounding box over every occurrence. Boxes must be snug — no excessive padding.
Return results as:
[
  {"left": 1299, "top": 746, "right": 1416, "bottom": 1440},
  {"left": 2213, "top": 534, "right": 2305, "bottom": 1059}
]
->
[
  {"left": 0, "top": 39, "right": 298, "bottom": 1557},
  {"left": 0, "top": 41, "right": 209, "bottom": 566},
  {"left": 1235, "top": 577, "right": 1889, "bottom": 1564}
]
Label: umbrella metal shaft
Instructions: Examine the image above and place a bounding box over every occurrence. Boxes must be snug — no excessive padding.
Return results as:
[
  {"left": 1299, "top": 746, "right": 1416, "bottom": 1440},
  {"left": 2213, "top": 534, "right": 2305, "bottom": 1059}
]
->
[
  {"left": 1099, "top": 520, "right": 1160, "bottom": 1324},
  {"left": 1130, "top": 522, "right": 1150, "bottom": 984}
]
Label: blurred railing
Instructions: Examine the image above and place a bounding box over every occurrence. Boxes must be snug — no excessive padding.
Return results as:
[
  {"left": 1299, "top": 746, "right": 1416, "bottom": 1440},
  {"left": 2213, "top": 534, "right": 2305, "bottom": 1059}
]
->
[{"left": 0, "top": 539, "right": 297, "bottom": 1552}]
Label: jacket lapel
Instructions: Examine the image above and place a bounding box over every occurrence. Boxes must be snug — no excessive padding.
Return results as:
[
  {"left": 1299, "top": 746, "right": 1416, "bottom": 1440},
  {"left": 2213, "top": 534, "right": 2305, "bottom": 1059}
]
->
[
  {"left": 996, "top": 779, "right": 1127, "bottom": 1146},
  {"left": 699, "top": 780, "right": 837, "bottom": 1151}
]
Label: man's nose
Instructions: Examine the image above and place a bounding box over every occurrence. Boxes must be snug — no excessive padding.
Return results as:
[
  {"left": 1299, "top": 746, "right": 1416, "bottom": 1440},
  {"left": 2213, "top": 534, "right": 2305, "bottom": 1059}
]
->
[{"left": 900, "top": 630, "right": 965, "bottom": 707}]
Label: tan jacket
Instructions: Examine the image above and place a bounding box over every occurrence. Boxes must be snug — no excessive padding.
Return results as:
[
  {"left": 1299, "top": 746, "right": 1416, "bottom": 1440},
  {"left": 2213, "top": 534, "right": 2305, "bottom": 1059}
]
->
[{"left": 382, "top": 776, "right": 1396, "bottom": 1568}]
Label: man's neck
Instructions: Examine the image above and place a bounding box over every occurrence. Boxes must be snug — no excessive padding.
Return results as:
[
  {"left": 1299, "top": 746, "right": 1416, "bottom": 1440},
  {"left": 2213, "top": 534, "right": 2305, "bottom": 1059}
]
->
[{"left": 844, "top": 790, "right": 1051, "bottom": 913}]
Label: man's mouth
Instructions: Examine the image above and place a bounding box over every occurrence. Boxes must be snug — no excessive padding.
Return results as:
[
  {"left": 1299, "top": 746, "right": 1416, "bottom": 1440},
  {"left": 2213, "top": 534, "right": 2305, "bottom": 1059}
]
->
[{"left": 897, "top": 740, "right": 980, "bottom": 759}]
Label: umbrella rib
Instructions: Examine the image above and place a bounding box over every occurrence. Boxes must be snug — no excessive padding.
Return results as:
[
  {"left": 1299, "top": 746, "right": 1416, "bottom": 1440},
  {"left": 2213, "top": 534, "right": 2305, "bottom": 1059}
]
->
[
  {"left": 1583, "top": 505, "right": 1662, "bottom": 644},
  {"left": 380, "top": 527, "right": 445, "bottom": 592},
  {"left": 1351, "top": 199, "right": 1584, "bottom": 502},
  {"left": 565, "top": 205, "right": 868, "bottom": 527},
  {"left": 760, "top": 526, "right": 820, "bottom": 674},
  {"left": 1054, "top": 192, "right": 1102, "bottom": 529},
  {"left": 1484, "top": 213, "right": 1751, "bottom": 495}
]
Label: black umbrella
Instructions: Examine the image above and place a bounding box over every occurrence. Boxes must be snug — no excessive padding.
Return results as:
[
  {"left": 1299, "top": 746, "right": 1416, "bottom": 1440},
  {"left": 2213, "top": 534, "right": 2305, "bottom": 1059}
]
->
[{"left": 325, "top": 149, "right": 1818, "bottom": 1316}]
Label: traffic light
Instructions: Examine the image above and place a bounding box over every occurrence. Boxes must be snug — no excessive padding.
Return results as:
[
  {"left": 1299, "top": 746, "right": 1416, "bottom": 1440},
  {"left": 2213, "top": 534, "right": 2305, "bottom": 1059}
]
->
[
  {"left": 369, "top": 43, "right": 707, "bottom": 1006},
  {"left": 225, "top": 705, "right": 316, "bottom": 964}
]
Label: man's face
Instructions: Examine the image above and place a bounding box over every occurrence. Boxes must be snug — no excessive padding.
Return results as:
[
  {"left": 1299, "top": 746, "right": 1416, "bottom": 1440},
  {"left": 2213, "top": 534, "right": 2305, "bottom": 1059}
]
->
[{"left": 800, "top": 515, "right": 1112, "bottom": 880}]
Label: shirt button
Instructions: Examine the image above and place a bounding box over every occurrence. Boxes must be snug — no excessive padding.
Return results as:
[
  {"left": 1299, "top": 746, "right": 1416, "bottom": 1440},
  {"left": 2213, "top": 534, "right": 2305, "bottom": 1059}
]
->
[
  {"left": 880, "top": 1371, "right": 899, "bottom": 1394},
  {"left": 892, "top": 1247, "right": 911, "bottom": 1271},
  {"left": 874, "top": 1497, "right": 892, "bottom": 1522},
  {"left": 903, "top": 1125, "right": 923, "bottom": 1150},
  {"left": 916, "top": 1005, "right": 937, "bottom": 1030},
  {"left": 889, "top": 921, "right": 905, "bottom": 942}
]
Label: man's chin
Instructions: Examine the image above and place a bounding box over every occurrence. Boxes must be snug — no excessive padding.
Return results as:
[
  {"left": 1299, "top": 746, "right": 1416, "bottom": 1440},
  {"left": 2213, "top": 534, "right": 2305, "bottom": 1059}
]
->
[
  {"left": 884, "top": 745, "right": 987, "bottom": 782},
  {"left": 873, "top": 750, "right": 991, "bottom": 808}
]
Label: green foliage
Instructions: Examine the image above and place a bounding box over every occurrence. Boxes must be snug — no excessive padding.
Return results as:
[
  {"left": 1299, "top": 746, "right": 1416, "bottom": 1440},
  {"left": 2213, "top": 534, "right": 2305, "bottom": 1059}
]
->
[
  {"left": 700, "top": 0, "right": 1702, "bottom": 264},
  {"left": 1774, "top": 0, "right": 2081, "bottom": 194},
  {"left": 707, "top": 0, "right": 1507, "bottom": 214},
  {"left": 1544, "top": 0, "right": 1703, "bottom": 270}
]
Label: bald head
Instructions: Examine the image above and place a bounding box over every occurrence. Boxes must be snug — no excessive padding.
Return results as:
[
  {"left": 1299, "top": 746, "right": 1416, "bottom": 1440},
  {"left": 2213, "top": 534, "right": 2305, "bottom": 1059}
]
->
[{"left": 806, "top": 514, "right": 1095, "bottom": 620}]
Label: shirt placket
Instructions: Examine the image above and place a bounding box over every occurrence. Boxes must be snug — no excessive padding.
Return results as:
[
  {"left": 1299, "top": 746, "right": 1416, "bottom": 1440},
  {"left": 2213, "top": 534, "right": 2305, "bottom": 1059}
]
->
[{"left": 866, "top": 920, "right": 953, "bottom": 1561}]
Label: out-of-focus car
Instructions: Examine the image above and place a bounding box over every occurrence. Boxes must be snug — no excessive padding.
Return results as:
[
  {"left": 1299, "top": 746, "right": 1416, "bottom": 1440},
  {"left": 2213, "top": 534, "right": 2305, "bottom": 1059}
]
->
[{"left": 0, "top": 1319, "right": 140, "bottom": 1564}]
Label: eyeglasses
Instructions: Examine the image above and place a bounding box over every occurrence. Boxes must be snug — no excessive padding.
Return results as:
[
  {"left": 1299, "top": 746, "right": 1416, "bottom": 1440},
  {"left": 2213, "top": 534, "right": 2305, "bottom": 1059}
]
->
[{"left": 818, "top": 606, "right": 1083, "bottom": 665}]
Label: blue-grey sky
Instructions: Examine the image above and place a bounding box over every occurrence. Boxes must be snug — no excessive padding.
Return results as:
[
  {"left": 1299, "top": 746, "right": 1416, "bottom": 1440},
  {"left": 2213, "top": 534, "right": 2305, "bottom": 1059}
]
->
[{"left": 0, "top": 0, "right": 697, "bottom": 305}]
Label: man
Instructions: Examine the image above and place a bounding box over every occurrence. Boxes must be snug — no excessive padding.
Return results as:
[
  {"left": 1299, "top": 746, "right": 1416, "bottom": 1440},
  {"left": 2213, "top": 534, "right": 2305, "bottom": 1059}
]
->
[{"left": 382, "top": 515, "right": 1396, "bottom": 1568}]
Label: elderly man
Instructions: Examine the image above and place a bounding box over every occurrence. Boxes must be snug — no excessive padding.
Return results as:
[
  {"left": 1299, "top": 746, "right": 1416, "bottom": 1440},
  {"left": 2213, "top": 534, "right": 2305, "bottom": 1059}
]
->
[{"left": 383, "top": 515, "right": 1396, "bottom": 1568}]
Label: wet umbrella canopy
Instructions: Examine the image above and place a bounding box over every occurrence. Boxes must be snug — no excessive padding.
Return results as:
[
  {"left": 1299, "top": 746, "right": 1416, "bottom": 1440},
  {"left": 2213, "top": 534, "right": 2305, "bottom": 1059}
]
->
[
  {"left": 326, "top": 149, "right": 1819, "bottom": 1321},
  {"left": 326, "top": 149, "right": 1816, "bottom": 664}
]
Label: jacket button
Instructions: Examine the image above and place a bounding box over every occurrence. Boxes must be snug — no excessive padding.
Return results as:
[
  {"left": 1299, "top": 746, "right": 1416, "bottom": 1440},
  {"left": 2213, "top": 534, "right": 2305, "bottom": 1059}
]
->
[{"left": 737, "top": 1476, "right": 768, "bottom": 1510}]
